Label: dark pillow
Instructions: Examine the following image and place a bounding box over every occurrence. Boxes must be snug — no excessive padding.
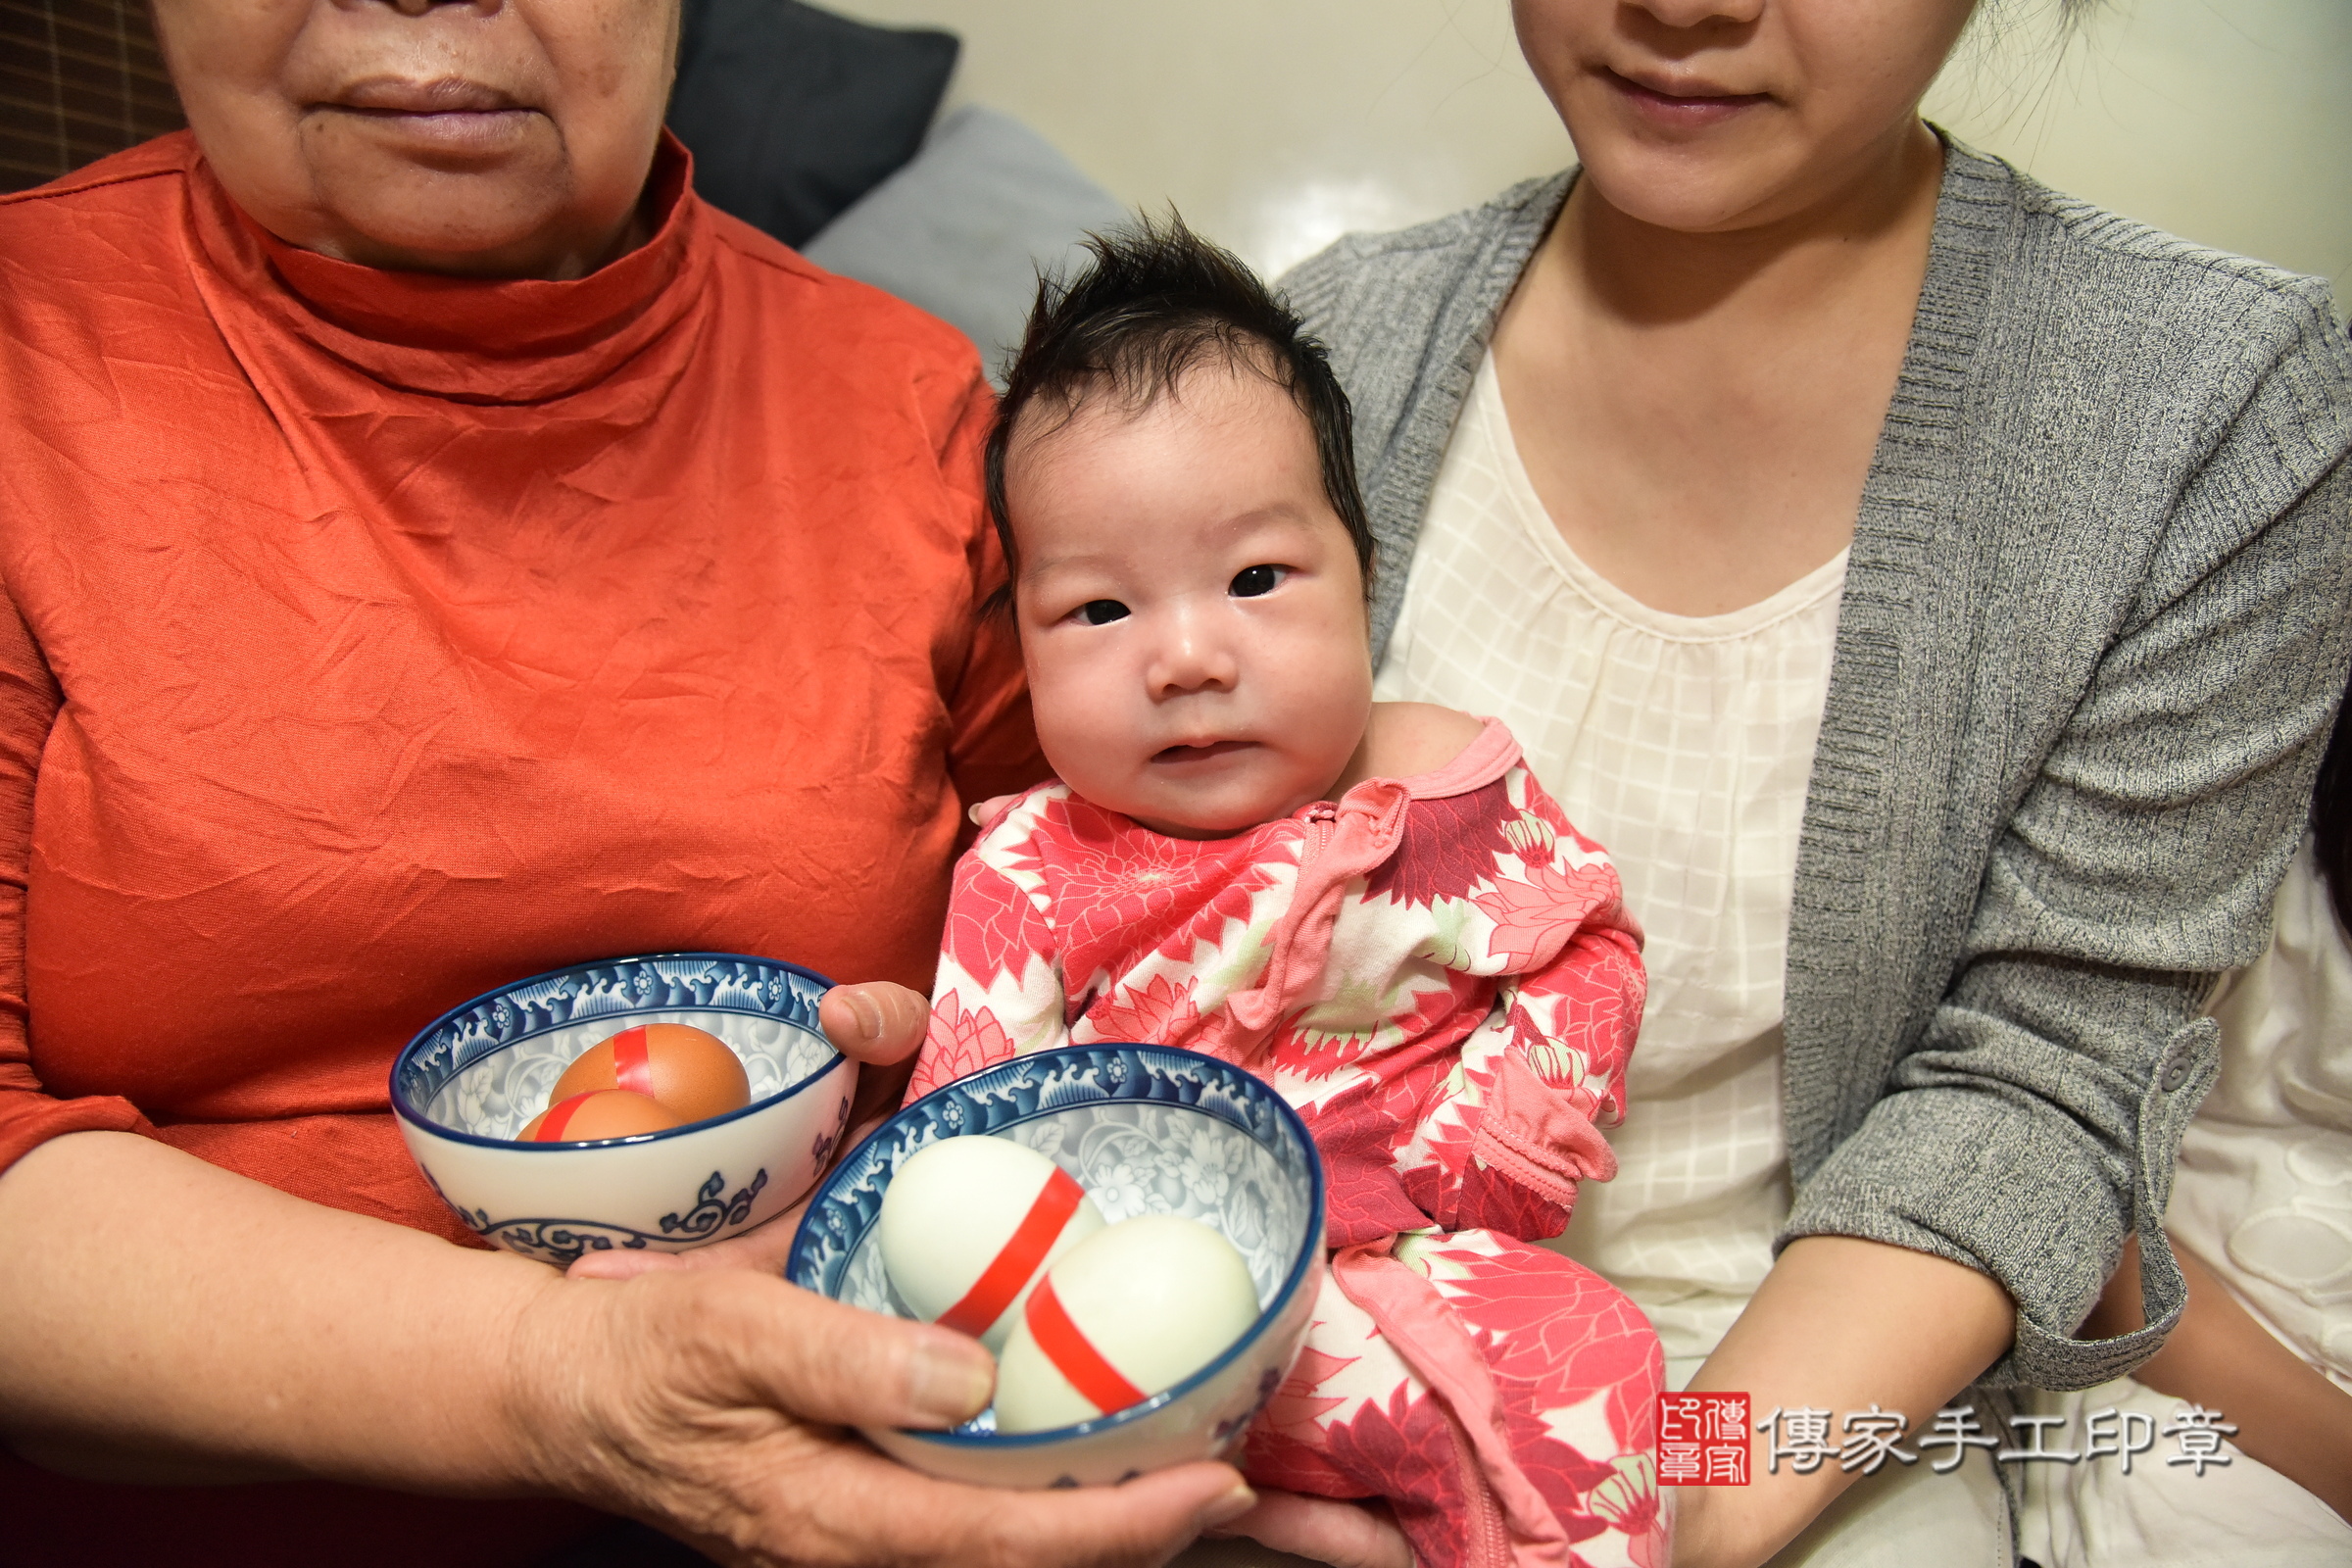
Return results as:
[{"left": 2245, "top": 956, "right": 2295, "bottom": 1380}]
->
[{"left": 668, "top": 0, "right": 959, "bottom": 249}]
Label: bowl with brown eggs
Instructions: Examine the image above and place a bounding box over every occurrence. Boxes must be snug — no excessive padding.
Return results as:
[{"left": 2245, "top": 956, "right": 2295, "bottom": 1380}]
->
[{"left": 391, "top": 952, "right": 852, "bottom": 1267}]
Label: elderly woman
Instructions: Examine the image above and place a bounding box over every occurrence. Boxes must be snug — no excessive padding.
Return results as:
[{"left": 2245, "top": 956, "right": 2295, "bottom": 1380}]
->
[
  {"left": 0, "top": 2, "right": 1254, "bottom": 1564},
  {"left": 1238, "top": 1, "right": 2352, "bottom": 1565}
]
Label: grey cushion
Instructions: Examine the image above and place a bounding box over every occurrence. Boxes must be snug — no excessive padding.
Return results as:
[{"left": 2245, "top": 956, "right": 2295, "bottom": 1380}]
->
[
  {"left": 803, "top": 106, "right": 1129, "bottom": 381},
  {"left": 668, "top": 0, "right": 957, "bottom": 248}
]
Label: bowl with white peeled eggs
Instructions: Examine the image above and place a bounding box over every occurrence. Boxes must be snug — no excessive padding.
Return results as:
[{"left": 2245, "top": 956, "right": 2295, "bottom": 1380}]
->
[
  {"left": 784, "top": 1044, "right": 1326, "bottom": 1489},
  {"left": 391, "top": 953, "right": 854, "bottom": 1268}
]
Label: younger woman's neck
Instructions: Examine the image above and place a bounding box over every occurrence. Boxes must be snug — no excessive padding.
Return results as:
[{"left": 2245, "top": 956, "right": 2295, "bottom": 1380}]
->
[{"left": 1561, "top": 120, "right": 1946, "bottom": 329}]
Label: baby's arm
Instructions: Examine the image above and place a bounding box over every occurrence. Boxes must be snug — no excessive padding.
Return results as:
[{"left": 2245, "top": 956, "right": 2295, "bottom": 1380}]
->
[
  {"left": 906, "top": 796, "right": 1074, "bottom": 1101},
  {"left": 1394, "top": 781, "right": 1644, "bottom": 1238}
]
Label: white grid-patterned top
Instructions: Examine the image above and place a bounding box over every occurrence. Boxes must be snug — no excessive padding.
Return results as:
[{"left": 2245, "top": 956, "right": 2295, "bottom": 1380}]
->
[{"left": 1372, "top": 348, "right": 1845, "bottom": 1369}]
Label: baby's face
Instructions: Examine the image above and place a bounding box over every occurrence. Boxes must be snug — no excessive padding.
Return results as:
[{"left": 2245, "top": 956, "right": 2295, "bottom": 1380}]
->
[{"left": 1007, "top": 364, "right": 1374, "bottom": 839}]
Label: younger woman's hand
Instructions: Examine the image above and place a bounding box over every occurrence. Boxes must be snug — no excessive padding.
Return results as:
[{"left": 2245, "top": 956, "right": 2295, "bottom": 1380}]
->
[{"left": 504, "top": 1265, "right": 1254, "bottom": 1567}]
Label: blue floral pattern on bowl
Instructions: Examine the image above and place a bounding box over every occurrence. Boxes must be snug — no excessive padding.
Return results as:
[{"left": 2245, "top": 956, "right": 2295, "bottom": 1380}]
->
[{"left": 392, "top": 953, "right": 852, "bottom": 1267}]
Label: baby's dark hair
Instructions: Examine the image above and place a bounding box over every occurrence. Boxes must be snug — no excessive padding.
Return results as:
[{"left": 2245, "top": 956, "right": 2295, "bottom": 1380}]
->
[{"left": 983, "top": 216, "right": 1375, "bottom": 606}]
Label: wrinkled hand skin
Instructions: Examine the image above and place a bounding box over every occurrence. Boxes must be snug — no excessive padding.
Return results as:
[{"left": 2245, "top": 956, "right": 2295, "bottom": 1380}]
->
[
  {"left": 545, "top": 981, "right": 1255, "bottom": 1565},
  {"left": 503, "top": 1267, "right": 1250, "bottom": 1567}
]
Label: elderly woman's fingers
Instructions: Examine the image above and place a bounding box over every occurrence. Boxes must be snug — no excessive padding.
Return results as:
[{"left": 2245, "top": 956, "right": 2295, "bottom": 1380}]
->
[
  {"left": 505, "top": 1265, "right": 1250, "bottom": 1568},
  {"left": 818, "top": 982, "right": 929, "bottom": 1064},
  {"left": 679, "top": 1269, "right": 997, "bottom": 1429},
  {"left": 503, "top": 1270, "right": 987, "bottom": 1488},
  {"left": 1202, "top": 1491, "right": 1413, "bottom": 1568}
]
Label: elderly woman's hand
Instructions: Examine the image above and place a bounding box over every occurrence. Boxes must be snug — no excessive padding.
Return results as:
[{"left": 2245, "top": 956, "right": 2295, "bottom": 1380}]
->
[
  {"left": 544, "top": 981, "right": 1259, "bottom": 1563},
  {"left": 503, "top": 1264, "right": 1254, "bottom": 1566}
]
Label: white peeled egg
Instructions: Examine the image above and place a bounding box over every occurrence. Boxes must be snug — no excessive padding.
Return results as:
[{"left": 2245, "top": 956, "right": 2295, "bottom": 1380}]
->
[
  {"left": 993, "top": 1213, "right": 1262, "bottom": 1434},
  {"left": 877, "top": 1136, "right": 1106, "bottom": 1352}
]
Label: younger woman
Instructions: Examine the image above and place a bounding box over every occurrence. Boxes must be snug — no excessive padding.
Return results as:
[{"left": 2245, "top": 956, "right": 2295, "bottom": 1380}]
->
[{"left": 1279, "top": 1, "right": 2352, "bottom": 1563}]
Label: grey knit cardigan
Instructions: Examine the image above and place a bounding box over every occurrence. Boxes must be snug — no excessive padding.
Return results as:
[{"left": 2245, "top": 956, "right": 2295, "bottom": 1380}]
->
[{"left": 1281, "top": 142, "right": 2352, "bottom": 1392}]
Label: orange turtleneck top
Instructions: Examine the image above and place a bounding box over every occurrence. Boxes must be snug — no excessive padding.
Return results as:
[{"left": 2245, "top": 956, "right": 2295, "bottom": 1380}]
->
[{"left": 0, "top": 133, "right": 1042, "bottom": 1564}]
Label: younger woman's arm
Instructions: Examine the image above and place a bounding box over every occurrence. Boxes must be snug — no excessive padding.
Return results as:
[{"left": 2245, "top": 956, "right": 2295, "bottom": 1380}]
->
[
  {"left": 2087, "top": 1234, "right": 2352, "bottom": 1525},
  {"left": 1672, "top": 1237, "right": 2014, "bottom": 1568}
]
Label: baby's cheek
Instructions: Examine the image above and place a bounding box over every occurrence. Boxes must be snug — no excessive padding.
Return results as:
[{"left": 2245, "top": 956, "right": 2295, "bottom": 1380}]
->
[{"left": 1034, "top": 701, "right": 1144, "bottom": 811}]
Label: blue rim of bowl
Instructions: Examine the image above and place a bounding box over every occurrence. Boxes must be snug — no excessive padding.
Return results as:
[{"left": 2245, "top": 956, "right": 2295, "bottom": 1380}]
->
[
  {"left": 388, "top": 951, "right": 847, "bottom": 1152},
  {"left": 788, "top": 1043, "right": 1327, "bottom": 1449}
]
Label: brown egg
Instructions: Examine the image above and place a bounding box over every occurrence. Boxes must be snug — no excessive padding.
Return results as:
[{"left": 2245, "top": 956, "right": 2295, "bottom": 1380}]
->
[
  {"left": 519, "top": 1089, "right": 684, "bottom": 1143},
  {"left": 549, "top": 1022, "right": 750, "bottom": 1124}
]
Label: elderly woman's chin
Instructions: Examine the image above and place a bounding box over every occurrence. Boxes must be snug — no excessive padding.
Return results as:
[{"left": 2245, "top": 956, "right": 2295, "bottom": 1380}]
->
[
  {"left": 211, "top": 111, "right": 658, "bottom": 280},
  {"left": 150, "top": 0, "right": 674, "bottom": 281}
]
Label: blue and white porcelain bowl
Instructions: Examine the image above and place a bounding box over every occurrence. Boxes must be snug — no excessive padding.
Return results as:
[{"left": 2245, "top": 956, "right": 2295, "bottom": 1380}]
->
[
  {"left": 392, "top": 953, "right": 853, "bottom": 1268},
  {"left": 786, "top": 1044, "right": 1325, "bottom": 1489}
]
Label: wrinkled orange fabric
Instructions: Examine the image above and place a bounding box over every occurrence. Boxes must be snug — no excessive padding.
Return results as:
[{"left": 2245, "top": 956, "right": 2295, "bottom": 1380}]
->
[{"left": 0, "top": 131, "right": 1042, "bottom": 1567}]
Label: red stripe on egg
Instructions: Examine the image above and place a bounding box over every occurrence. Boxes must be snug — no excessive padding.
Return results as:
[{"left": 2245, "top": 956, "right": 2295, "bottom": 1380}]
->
[
  {"left": 1024, "top": 1275, "right": 1147, "bottom": 1417},
  {"left": 937, "top": 1165, "right": 1084, "bottom": 1338},
  {"left": 610, "top": 1026, "right": 654, "bottom": 1097},
  {"left": 535, "top": 1092, "right": 596, "bottom": 1142}
]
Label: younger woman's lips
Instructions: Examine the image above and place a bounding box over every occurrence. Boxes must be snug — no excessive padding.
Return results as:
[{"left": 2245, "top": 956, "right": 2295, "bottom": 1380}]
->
[{"left": 1604, "top": 69, "right": 1770, "bottom": 127}]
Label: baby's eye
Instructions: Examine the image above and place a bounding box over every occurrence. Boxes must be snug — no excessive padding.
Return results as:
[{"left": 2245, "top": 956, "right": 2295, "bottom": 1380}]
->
[
  {"left": 1073, "top": 599, "right": 1130, "bottom": 626},
  {"left": 1230, "top": 564, "right": 1289, "bottom": 598}
]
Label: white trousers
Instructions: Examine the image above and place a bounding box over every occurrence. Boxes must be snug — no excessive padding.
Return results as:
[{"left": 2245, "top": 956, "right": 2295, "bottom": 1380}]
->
[{"left": 2018, "top": 1377, "right": 2351, "bottom": 1568}]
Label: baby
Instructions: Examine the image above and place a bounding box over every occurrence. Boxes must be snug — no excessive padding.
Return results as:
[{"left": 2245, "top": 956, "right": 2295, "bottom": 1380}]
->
[{"left": 908, "top": 221, "right": 1665, "bottom": 1568}]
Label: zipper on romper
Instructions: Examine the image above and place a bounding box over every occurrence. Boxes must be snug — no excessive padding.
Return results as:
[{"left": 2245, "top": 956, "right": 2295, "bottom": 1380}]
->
[{"left": 1303, "top": 802, "right": 1337, "bottom": 862}]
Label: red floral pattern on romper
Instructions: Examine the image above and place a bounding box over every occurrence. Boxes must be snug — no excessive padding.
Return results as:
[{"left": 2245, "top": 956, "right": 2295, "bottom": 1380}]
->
[{"left": 913, "top": 719, "right": 1664, "bottom": 1568}]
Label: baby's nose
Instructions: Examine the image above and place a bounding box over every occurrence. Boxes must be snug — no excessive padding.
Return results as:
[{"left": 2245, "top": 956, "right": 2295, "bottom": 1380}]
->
[{"left": 1147, "top": 607, "right": 1240, "bottom": 696}]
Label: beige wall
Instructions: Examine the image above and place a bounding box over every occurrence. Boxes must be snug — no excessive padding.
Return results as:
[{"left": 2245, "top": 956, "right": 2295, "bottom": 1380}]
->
[{"left": 834, "top": 0, "right": 2349, "bottom": 306}]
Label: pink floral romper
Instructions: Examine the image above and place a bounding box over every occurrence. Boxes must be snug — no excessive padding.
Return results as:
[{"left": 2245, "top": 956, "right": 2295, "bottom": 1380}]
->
[{"left": 909, "top": 718, "right": 1667, "bottom": 1568}]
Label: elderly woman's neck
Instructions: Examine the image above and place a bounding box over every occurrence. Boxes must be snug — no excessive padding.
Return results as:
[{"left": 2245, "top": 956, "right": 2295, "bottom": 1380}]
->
[{"left": 292, "top": 200, "right": 658, "bottom": 283}]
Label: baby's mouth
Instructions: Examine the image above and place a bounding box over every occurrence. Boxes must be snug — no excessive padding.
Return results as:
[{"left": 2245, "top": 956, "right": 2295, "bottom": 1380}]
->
[{"left": 1152, "top": 740, "right": 1253, "bottom": 764}]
